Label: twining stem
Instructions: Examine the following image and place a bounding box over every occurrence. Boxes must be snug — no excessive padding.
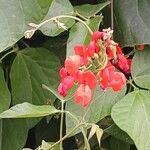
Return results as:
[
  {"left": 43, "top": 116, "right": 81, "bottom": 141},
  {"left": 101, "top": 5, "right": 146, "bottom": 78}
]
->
[
  {"left": 49, "top": 123, "right": 83, "bottom": 149},
  {"left": 127, "top": 80, "right": 138, "bottom": 89},
  {"left": 60, "top": 100, "right": 65, "bottom": 150},
  {"left": 32, "top": 15, "right": 93, "bottom": 35},
  {"left": 75, "top": 12, "right": 88, "bottom": 21},
  {"left": 0, "top": 49, "right": 17, "bottom": 63},
  {"left": 65, "top": 111, "right": 90, "bottom": 150}
]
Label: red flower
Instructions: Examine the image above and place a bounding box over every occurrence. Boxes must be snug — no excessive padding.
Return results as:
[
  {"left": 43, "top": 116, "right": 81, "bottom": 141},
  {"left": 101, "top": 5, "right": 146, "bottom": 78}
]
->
[
  {"left": 99, "top": 63, "right": 115, "bottom": 90},
  {"left": 87, "top": 41, "right": 100, "bottom": 57},
  {"left": 91, "top": 31, "right": 104, "bottom": 42},
  {"left": 65, "top": 55, "right": 82, "bottom": 75},
  {"left": 58, "top": 76, "right": 75, "bottom": 97},
  {"left": 59, "top": 67, "right": 67, "bottom": 79},
  {"left": 78, "top": 71, "right": 97, "bottom": 89},
  {"left": 117, "top": 54, "right": 131, "bottom": 74},
  {"left": 99, "top": 63, "right": 126, "bottom": 91},
  {"left": 74, "top": 45, "right": 89, "bottom": 65},
  {"left": 107, "top": 45, "right": 123, "bottom": 60},
  {"left": 109, "top": 72, "right": 126, "bottom": 91},
  {"left": 58, "top": 83, "right": 67, "bottom": 97},
  {"left": 74, "top": 84, "right": 92, "bottom": 107}
]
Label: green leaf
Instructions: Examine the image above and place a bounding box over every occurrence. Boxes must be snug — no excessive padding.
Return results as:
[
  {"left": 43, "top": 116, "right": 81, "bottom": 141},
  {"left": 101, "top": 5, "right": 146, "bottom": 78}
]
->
[
  {"left": 111, "top": 90, "right": 150, "bottom": 150},
  {"left": 0, "top": 67, "right": 11, "bottom": 113},
  {"left": 40, "top": 0, "right": 75, "bottom": 36},
  {"left": 114, "top": 0, "right": 150, "bottom": 47},
  {"left": 110, "top": 137, "right": 130, "bottom": 150},
  {"left": 74, "top": 1, "right": 110, "bottom": 18},
  {"left": 0, "top": 102, "right": 59, "bottom": 118},
  {"left": 131, "top": 47, "right": 150, "bottom": 89},
  {"left": 105, "top": 124, "right": 133, "bottom": 144},
  {"left": 66, "top": 15, "right": 102, "bottom": 56},
  {"left": 0, "top": 0, "right": 52, "bottom": 52},
  {"left": 8, "top": 47, "right": 60, "bottom": 150},
  {"left": 1, "top": 118, "right": 36, "bottom": 150},
  {"left": 66, "top": 86, "right": 126, "bottom": 134},
  {"left": 10, "top": 47, "right": 61, "bottom": 105}
]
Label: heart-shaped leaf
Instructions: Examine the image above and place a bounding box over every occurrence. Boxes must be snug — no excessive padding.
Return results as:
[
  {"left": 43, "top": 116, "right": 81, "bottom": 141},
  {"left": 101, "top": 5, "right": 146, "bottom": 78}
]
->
[{"left": 111, "top": 90, "right": 150, "bottom": 150}]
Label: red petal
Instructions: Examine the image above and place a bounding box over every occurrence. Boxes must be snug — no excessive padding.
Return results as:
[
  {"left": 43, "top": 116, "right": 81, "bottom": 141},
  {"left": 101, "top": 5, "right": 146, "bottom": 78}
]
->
[
  {"left": 65, "top": 55, "right": 82, "bottom": 75},
  {"left": 92, "top": 31, "right": 104, "bottom": 42},
  {"left": 78, "top": 71, "right": 97, "bottom": 89},
  {"left": 74, "top": 84, "right": 92, "bottom": 107}
]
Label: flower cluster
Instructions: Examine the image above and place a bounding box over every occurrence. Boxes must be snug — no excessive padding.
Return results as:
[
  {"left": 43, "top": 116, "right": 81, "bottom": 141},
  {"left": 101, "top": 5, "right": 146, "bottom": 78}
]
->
[{"left": 58, "top": 28, "right": 132, "bottom": 107}]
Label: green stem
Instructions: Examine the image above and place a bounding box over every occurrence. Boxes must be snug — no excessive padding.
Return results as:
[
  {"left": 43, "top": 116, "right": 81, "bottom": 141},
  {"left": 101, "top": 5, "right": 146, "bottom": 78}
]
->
[
  {"left": 75, "top": 12, "right": 88, "bottom": 21},
  {"left": 0, "top": 49, "right": 17, "bottom": 63},
  {"left": 60, "top": 100, "right": 64, "bottom": 150},
  {"left": 49, "top": 123, "right": 83, "bottom": 150},
  {"left": 31, "top": 15, "right": 93, "bottom": 35},
  {"left": 20, "top": 40, "right": 30, "bottom": 48},
  {"left": 127, "top": 80, "right": 138, "bottom": 90}
]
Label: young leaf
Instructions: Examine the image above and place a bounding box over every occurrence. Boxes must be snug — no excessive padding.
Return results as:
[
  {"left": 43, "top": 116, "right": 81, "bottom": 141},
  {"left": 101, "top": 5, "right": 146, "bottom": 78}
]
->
[
  {"left": 95, "top": 127, "right": 103, "bottom": 147},
  {"left": 111, "top": 90, "right": 150, "bottom": 150},
  {"left": 88, "top": 124, "right": 97, "bottom": 141}
]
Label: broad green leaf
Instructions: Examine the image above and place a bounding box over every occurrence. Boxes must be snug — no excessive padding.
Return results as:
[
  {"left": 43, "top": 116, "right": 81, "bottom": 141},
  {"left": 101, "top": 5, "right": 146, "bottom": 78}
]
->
[
  {"left": 67, "top": 15, "right": 102, "bottom": 56},
  {"left": 43, "top": 35, "right": 67, "bottom": 64},
  {"left": 114, "top": 0, "right": 150, "bottom": 47},
  {"left": 1, "top": 118, "right": 34, "bottom": 150},
  {"left": 0, "top": 102, "right": 60, "bottom": 118},
  {"left": 0, "top": 0, "right": 52, "bottom": 52},
  {"left": 10, "top": 47, "right": 61, "bottom": 105},
  {"left": 9, "top": 48, "right": 60, "bottom": 150},
  {"left": 66, "top": 86, "right": 126, "bottom": 134},
  {"left": 131, "top": 47, "right": 150, "bottom": 89},
  {"left": 0, "top": 120, "right": 2, "bottom": 149},
  {"left": 105, "top": 124, "right": 133, "bottom": 144},
  {"left": 40, "top": 0, "right": 75, "bottom": 36},
  {"left": 111, "top": 90, "right": 150, "bottom": 150},
  {"left": 0, "top": 67, "right": 11, "bottom": 113},
  {"left": 110, "top": 137, "right": 130, "bottom": 150},
  {"left": 74, "top": 1, "right": 110, "bottom": 18}
]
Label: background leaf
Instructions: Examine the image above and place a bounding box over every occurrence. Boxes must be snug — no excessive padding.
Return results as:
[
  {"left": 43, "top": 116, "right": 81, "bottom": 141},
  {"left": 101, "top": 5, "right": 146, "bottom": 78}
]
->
[
  {"left": 131, "top": 46, "right": 150, "bottom": 89},
  {"left": 10, "top": 47, "right": 61, "bottom": 105},
  {"left": 109, "top": 137, "right": 130, "bottom": 150},
  {"left": 0, "top": 0, "right": 52, "bottom": 52},
  {"left": 40, "top": 0, "right": 75, "bottom": 36},
  {"left": 111, "top": 90, "right": 150, "bottom": 150},
  {"left": 105, "top": 124, "right": 133, "bottom": 144},
  {"left": 74, "top": 1, "right": 110, "bottom": 18},
  {"left": 114, "top": 0, "right": 150, "bottom": 47},
  {"left": 0, "top": 67, "right": 11, "bottom": 113}
]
